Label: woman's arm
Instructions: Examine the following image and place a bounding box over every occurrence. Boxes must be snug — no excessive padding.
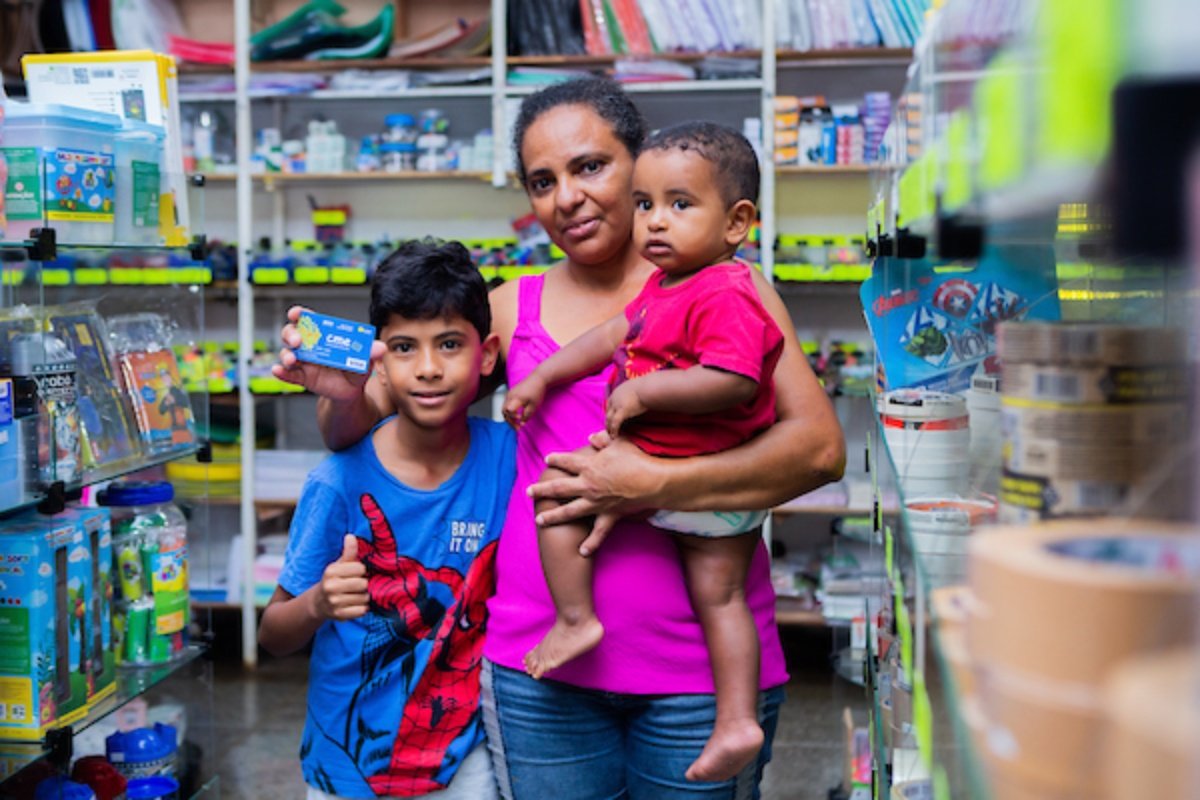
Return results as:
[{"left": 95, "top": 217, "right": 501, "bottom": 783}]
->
[{"left": 531, "top": 270, "right": 846, "bottom": 525}]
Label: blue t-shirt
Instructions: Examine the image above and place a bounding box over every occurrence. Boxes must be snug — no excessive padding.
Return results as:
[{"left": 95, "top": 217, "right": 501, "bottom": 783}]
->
[{"left": 279, "top": 416, "right": 516, "bottom": 798}]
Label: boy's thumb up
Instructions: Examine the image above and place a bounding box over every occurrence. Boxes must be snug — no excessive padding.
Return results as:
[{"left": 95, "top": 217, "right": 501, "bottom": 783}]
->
[{"left": 339, "top": 534, "right": 359, "bottom": 563}]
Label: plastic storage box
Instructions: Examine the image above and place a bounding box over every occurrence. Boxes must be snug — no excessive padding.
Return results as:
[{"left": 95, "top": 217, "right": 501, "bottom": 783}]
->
[
  {"left": 114, "top": 120, "right": 165, "bottom": 245},
  {"left": 0, "top": 103, "right": 121, "bottom": 243}
]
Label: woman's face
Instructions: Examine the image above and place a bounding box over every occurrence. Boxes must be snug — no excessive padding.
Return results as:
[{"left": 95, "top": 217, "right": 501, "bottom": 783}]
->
[{"left": 520, "top": 104, "right": 636, "bottom": 267}]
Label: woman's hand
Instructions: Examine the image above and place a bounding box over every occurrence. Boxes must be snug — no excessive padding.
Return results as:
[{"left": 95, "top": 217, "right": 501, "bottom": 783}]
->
[
  {"left": 530, "top": 432, "right": 666, "bottom": 549},
  {"left": 273, "top": 305, "right": 385, "bottom": 401}
]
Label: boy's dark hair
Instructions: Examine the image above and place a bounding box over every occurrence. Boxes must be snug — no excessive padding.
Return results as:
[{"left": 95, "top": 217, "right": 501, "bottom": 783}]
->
[
  {"left": 370, "top": 239, "right": 490, "bottom": 341},
  {"left": 513, "top": 77, "right": 647, "bottom": 186},
  {"left": 641, "top": 121, "right": 760, "bottom": 208}
]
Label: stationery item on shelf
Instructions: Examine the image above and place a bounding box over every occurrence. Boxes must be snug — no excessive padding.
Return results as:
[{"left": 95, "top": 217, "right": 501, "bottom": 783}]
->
[
  {"left": 48, "top": 306, "right": 141, "bottom": 473},
  {"left": 386, "top": 16, "right": 485, "bottom": 59},
  {"left": 0, "top": 511, "right": 92, "bottom": 740},
  {"left": 10, "top": 330, "right": 82, "bottom": 486},
  {"left": 22, "top": 50, "right": 192, "bottom": 246},
  {"left": 292, "top": 310, "right": 375, "bottom": 375},
  {"left": 0, "top": 84, "right": 7, "bottom": 239},
  {"left": 1101, "top": 649, "right": 1200, "bottom": 800},
  {"left": 250, "top": 0, "right": 394, "bottom": 61},
  {"left": 107, "top": 313, "right": 195, "bottom": 456},
  {"left": 968, "top": 519, "right": 1200, "bottom": 797},
  {"left": 861, "top": 246, "right": 1060, "bottom": 393},
  {"left": 124, "top": 775, "right": 180, "bottom": 800},
  {"left": 0, "top": 379, "right": 19, "bottom": 508},
  {"left": 114, "top": 121, "right": 165, "bottom": 245},
  {"left": 58, "top": 506, "right": 116, "bottom": 707},
  {"left": 879, "top": 388, "right": 969, "bottom": 498},
  {"left": 98, "top": 481, "right": 189, "bottom": 667},
  {"left": 0, "top": 103, "right": 121, "bottom": 244},
  {"left": 996, "top": 321, "right": 1188, "bottom": 523}
]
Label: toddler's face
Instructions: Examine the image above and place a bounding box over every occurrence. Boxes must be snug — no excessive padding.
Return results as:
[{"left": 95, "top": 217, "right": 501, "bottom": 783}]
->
[{"left": 632, "top": 148, "right": 742, "bottom": 277}]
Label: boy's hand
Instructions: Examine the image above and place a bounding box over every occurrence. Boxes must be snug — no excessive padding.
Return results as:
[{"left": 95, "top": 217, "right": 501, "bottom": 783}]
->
[
  {"left": 273, "top": 305, "right": 385, "bottom": 399},
  {"left": 605, "top": 381, "right": 647, "bottom": 439},
  {"left": 503, "top": 374, "right": 547, "bottom": 429},
  {"left": 313, "top": 534, "right": 370, "bottom": 621}
]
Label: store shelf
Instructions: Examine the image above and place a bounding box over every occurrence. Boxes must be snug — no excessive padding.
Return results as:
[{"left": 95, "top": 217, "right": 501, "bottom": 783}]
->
[
  {"left": 774, "top": 600, "right": 827, "bottom": 627},
  {"left": 0, "top": 444, "right": 202, "bottom": 519},
  {"left": 202, "top": 171, "right": 491, "bottom": 184},
  {"left": 180, "top": 85, "right": 494, "bottom": 103},
  {"left": 777, "top": 47, "right": 913, "bottom": 67},
  {"left": 506, "top": 78, "right": 764, "bottom": 96},
  {"left": 1, "top": 646, "right": 207, "bottom": 779},
  {"left": 776, "top": 164, "right": 883, "bottom": 175}
]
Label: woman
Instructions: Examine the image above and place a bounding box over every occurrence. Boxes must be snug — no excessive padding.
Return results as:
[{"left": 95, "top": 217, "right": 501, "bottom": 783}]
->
[{"left": 276, "top": 78, "right": 845, "bottom": 800}]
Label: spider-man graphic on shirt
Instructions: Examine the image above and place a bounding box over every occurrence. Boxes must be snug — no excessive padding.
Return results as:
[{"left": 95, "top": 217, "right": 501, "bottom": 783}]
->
[{"left": 279, "top": 417, "right": 515, "bottom": 798}]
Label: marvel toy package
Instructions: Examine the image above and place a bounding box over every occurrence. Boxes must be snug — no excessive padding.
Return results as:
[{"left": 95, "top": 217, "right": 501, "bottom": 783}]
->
[{"left": 861, "top": 244, "right": 1060, "bottom": 393}]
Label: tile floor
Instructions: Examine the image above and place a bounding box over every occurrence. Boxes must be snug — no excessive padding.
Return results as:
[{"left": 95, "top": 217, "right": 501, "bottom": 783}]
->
[{"left": 182, "top": 625, "right": 866, "bottom": 800}]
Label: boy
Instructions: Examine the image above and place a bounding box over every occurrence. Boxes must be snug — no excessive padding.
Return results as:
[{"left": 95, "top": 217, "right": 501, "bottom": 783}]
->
[
  {"left": 259, "top": 240, "right": 515, "bottom": 800},
  {"left": 503, "top": 121, "right": 782, "bottom": 783}
]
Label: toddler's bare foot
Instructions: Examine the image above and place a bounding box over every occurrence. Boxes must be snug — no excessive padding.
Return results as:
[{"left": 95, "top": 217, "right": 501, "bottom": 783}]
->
[
  {"left": 523, "top": 616, "right": 604, "bottom": 679},
  {"left": 685, "top": 720, "right": 764, "bottom": 783}
]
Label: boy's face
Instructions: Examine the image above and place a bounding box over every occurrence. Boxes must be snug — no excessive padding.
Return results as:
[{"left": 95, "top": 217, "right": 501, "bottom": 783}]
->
[
  {"left": 376, "top": 312, "right": 499, "bottom": 432},
  {"left": 632, "top": 148, "right": 753, "bottom": 275}
]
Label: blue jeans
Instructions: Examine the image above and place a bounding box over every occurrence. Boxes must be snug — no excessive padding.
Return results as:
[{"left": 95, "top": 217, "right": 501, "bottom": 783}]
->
[{"left": 480, "top": 660, "right": 785, "bottom": 800}]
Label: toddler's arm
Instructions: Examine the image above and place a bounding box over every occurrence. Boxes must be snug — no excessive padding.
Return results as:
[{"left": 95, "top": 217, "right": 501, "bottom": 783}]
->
[
  {"left": 607, "top": 366, "right": 757, "bottom": 438},
  {"left": 258, "top": 534, "right": 370, "bottom": 656},
  {"left": 503, "top": 311, "right": 629, "bottom": 427}
]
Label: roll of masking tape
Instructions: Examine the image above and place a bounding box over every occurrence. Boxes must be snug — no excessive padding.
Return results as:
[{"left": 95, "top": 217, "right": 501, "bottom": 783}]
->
[
  {"left": 1000, "top": 401, "right": 1180, "bottom": 444},
  {"left": 979, "top": 662, "right": 1106, "bottom": 795},
  {"left": 997, "top": 322, "right": 1186, "bottom": 366},
  {"left": 1002, "top": 437, "right": 1153, "bottom": 482},
  {"left": 1002, "top": 362, "right": 1189, "bottom": 405},
  {"left": 1102, "top": 649, "right": 1200, "bottom": 800},
  {"left": 998, "top": 471, "right": 1134, "bottom": 522},
  {"left": 967, "top": 519, "right": 1200, "bottom": 687}
]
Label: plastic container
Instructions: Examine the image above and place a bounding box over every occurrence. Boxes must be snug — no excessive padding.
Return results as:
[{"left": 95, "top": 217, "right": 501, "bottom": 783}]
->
[
  {"left": 382, "top": 112, "right": 417, "bottom": 144},
  {"left": 71, "top": 754, "right": 129, "bottom": 800},
  {"left": 98, "top": 481, "right": 189, "bottom": 665},
  {"left": 0, "top": 103, "right": 121, "bottom": 243},
  {"left": 115, "top": 120, "right": 165, "bottom": 245},
  {"left": 106, "top": 723, "right": 178, "bottom": 780},
  {"left": 126, "top": 776, "right": 179, "bottom": 800},
  {"left": 380, "top": 141, "right": 416, "bottom": 173},
  {"left": 35, "top": 776, "right": 97, "bottom": 800},
  {"left": 880, "top": 389, "right": 970, "bottom": 498}
]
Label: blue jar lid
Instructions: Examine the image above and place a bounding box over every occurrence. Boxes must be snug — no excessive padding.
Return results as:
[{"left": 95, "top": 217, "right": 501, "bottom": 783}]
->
[
  {"left": 98, "top": 480, "right": 175, "bottom": 507},
  {"left": 126, "top": 776, "right": 180, "bottom": 799},
  {"left": 379, "top": 142, "right": 416, "bottom": 153},
  {"left": 384, "top": 113, "right": 415, "bottom": 128},
  {"left": 106, "top": 723, "right": 178, "bottom": 763},
  {"left": 35, "top": 776, "right": 97, "bottom": 800}
]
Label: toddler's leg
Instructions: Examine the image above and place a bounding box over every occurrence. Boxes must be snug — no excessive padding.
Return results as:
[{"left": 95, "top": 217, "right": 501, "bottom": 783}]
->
[
  {"left": 675, "top": 532, "right": 764, "bottom": 783},
  {"left": 524, "top": 457, "right": 605, "bottom": 679}
]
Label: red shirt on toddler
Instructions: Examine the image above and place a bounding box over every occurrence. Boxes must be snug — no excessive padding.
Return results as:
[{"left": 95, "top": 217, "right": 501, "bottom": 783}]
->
[{"left": 611, "top": 261, "right": 784, "bottom": 457}]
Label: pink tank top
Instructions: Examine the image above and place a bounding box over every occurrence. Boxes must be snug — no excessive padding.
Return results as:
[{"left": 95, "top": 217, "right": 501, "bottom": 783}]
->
[{"left": 483, "top": 274, "right": 789, "bottom": 693}]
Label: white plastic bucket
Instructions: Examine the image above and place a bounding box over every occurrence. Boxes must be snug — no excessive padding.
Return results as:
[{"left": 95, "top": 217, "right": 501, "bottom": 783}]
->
[{"left": 880, "top": 389, "right": 970, "bottom": 498}]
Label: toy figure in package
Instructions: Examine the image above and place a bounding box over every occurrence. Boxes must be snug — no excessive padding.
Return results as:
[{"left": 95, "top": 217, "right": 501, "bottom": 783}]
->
[
  {"left": 48, "top": 305, "right": 140, "bottom": 469},
  {"left": 860, "top": 244, "right": 1061, "bottom": 393},
  {"left": 107, "top": 313, "right": 195, "bottom": 454}
]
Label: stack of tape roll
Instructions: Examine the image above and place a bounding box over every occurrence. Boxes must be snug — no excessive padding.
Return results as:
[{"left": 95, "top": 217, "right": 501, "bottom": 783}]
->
[
  {"left": 967, "top": 519, "right": 1200, "bottom": 799},
  {"left": 931, "top": 585, "right": 975, "bottom": 697},
  {"left": 890, "top": 779, "right": 933, "bottom": 799},
  {"left": 879, "top": 389, "right": 970, "bottom": 498},
  {"left": 996, "top": 321, "right": 1188, "bottom": 523},
  {"left": 966, "top": 373, "right": 1002, "bottom": 495},
  {"left": 905, "top": 497, "right": 997, "bottom": 586},
  {"left": 1101, "top": 649, "right": 1200, "bottom": 800}
]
